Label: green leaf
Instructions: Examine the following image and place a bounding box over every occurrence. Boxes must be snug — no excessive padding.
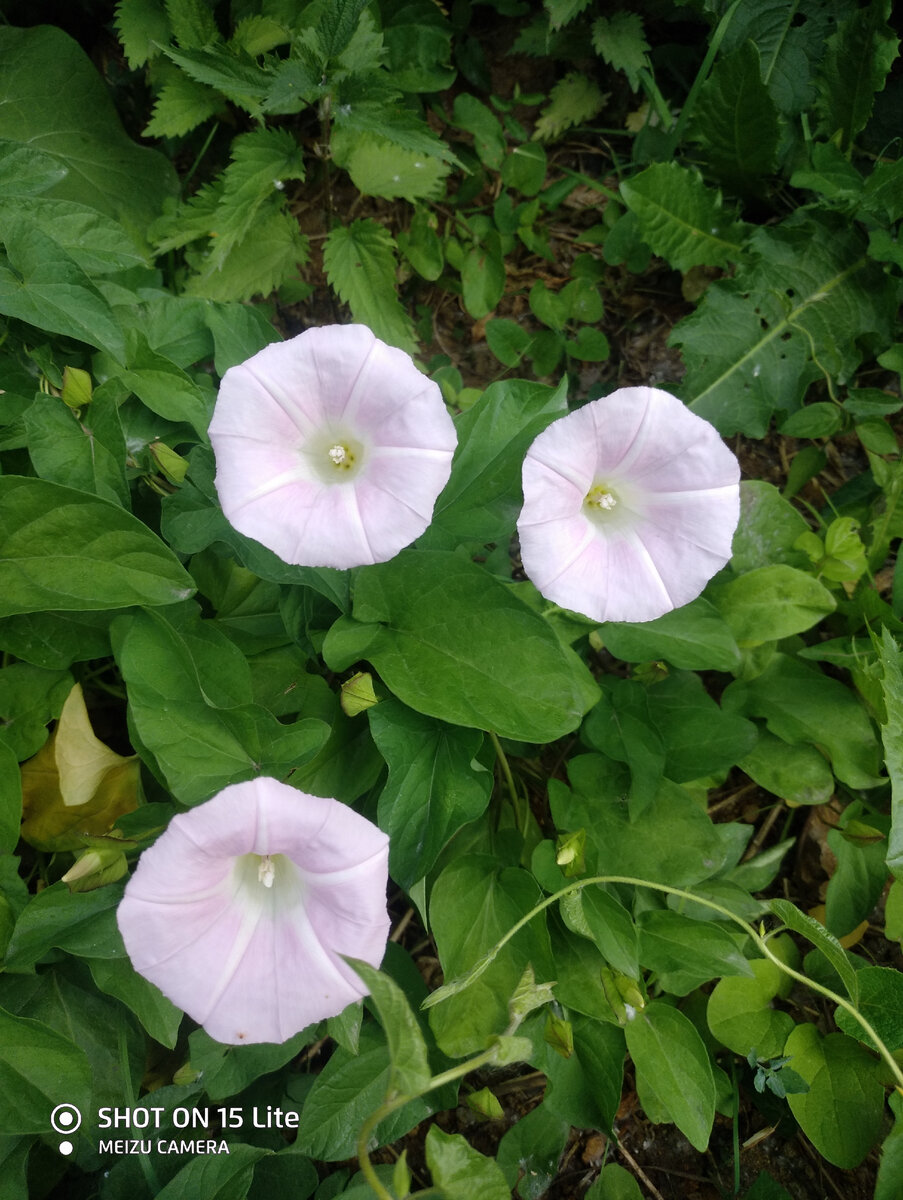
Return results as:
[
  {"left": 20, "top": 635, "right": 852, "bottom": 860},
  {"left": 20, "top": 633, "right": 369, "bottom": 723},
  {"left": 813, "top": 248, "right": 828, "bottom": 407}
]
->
[
  {"left": 0, "top": 663, "right": 71, "bottom": 761},
  {"left": 585, "top": 1163, "right": 645, "bottom": 1200},
  {"left": 0, "top": 743, "right": 22, "bottom": 857},
  {"left": 877, "top": 629, "right": 903, "bottom": 881},
  {"left": 620, "top": 163, "right": 747, "bottom": 271},
  {"left": 0, "top": 477, "right": 194, "bottom": 617},
  {"left": 0, "top": 26, "right": 178, "bottom": 232},
  {"left": 452, "top": 95, "right": 506, "bottom": 170},
  {"left": 644, "top": 672, "right": 758, "bottom": 783},
  {"left": 345, "top": 959, "right": 432, "bottom": 1096},
  {"left": 0, "top": 140, "right": 68, "bottom": 198},
  {"left": 877, "top": 1091, "right": 903, "bottom": 1200},
  {"left": 600, "top": 597, "right": 741, "bottom": 672},
  {"left": 706, "top": 959, "right": 795, "bottom": 1058},
  {"left": 322, "top": 551, "right": 598, "bottom": 743},
  {"left": 714, "top": 565, "right": 836, "bottom": 646},
  {"left": 784, "top": 1025, "right": 885, "bottom": 1168},
  {"left": 155, "top": 1144, "right": 268, "bottom": 1200},
  {"left": 425, "top": 1126, "right": 510, "bottom": 1200},
  {"left": 115, "top": 0, "right": 170, "bottom": 68},
  {"left": 338, "top": 133, "right": 449, "bottom": 201},
  {"left": 111, "top": 606, "right": 327, "bottom": 805},
  {"left": 673, "top": 216, "right": 894, "bottom": 436},
  {"left": 0, "top": 1007, "right": 91, "bottom": 1134},
  {"left": 0, "top": 218, "right": 125, "bottom": 359},
  {"left": 87, "top": 955, "right": 182, "bottom": 1049},
  {"left": 0, "top": 198, "right": 148, "bottom": 276},
  {"left": 731, "top": 481, "right": 810, "bottom": 572},
  {"left": 186, "top": 206, "right": 309, "bottom": 303},
  {"left": 368, "top": 699, "right": 491, "bottom": 888},
  {"left": 567, "top": 326, "right": 610, "bottom": 362},
  {"left": 722, "top": 653, "right": 883, "bottom": 790},
  {"left": 461, "top": 243, "right": 506, "bottom": 319},
  {"left": 688, "top": 42, "right": 779, "bottom": 193},
  {"left": 425, "top": 377, "right": 568, "bottom": 548},
  {"left": 497, "top": 1102, "right": 570, "bottom": 1199},
  {"left": 536, "top": 1013, "right": 624, "bottom": 1132},
  {"left": 559, "top": 885, "right": 638, "bottom": 978},
  {"left": 816, "top": 0, "right": 899, "bottom": 152},
  {"left": 323, "top": 219, "right": 416, "bottom": 354},
  {"left": 500, "top": 143, "right": 547, "bottom": 196},
  {"left": 592, "top": 13, "right": 650, "bottom": 90},
  {"left": 160, "top": 43, "right": 271, "bottom": 114},
  {"left": 188, "top": 1026, "right": 313, "bottom": 1102},
  {"left": 144, "top": 72, "right": 222, "bottom": 138},
  {"left": 485, "top": 318, "right": 532, "bottom": 367},
  {"left": 397, "top": 209, "right": 444, "bottom": 280},
  {"left": 24, "top": 394, "right": 130, "bottom": 509},
  {"left": 738, "top": 730, "right": 833, "bottom": 807},
  {"left": 625, "top": 1002, "right": 715, "bottom": 1152},
  {"left": 317, "top": 0, "right": 369, "bottom": 59},
  {"left": 533, "top": 72, "right": 606, "bottom": 141},
  {"left": 770, "top": 899, "right": 858, "bottom": 1005},
  {"left": 4, "top": 882, "right": 125, "bottom": 969},
  {"left": 833, "top": 965, "right": 903, "bottom": 1053},
  {"left": 637, "top": 911, "right": 753, "bottom": 996}
]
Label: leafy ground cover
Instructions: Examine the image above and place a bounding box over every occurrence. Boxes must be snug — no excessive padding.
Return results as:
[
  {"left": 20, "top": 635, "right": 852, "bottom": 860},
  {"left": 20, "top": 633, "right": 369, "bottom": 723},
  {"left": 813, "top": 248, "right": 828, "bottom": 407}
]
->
[{"left": 1, "top": 1, "right": 902, "bottom": 1198}]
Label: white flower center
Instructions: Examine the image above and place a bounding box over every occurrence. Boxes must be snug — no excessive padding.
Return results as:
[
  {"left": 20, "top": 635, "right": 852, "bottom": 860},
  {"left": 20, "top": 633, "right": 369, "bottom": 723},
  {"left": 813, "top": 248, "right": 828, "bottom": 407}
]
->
[
  {"left": 305, "top": 431, "right": 366, "bottom": 482},
  {"left": 258, "top": 855, "right": 276, "bottom": 888},
  {"left": 328, "top": 444, "right": 348, "bottom": 466},
  {"left": 584, "top": 483, "right": 618, "bottom": 513}
]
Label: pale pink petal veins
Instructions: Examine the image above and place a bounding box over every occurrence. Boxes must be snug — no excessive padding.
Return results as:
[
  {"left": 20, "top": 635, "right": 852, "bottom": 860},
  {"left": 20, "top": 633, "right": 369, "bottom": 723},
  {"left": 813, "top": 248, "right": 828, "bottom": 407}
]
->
[
  {"left": 209, "top": 324, "right": 456, "bottom": 568},
  {"left": 117, "top": 778, "right": 390, "bottom": 1045},
  {"left": 518, "top": 387, "right": 740, "bottom": 623}
]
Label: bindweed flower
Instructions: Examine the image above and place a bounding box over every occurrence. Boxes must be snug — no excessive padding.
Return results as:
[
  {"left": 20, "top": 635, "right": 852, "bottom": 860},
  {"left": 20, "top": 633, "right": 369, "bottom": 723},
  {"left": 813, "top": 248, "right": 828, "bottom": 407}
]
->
[
  {"left": 209, "top": 324, "right": 456, "bottom": 568},
  {"left": 517, "top": 386, "right": 740, "bottom": 623},
  {"left": 116, "top": 778, "right": 390, "bottom": 1045}
]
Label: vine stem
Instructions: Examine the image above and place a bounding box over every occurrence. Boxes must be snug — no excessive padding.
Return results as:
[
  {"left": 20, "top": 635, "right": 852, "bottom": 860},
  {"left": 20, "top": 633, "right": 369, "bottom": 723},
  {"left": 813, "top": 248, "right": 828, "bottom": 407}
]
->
[
  {"left": 424, "top": 874, "right": 903, "bottom": 1093},
  {"left": 488, "top": 730, "right": 519, "bottom": 809}
]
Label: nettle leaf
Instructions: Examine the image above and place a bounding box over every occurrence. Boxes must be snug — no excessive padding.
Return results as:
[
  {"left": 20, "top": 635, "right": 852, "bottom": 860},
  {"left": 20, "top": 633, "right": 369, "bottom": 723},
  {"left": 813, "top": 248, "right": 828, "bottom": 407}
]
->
[
  {"left": 185, "top": 206, "right": 310, "bottom": 302},
  {"left": 591, "top": 12, "right": 650, "bottom": 91},
  {"left": 144, "top": 72, "right": 222, "bottom": 138},
  {"left": 332, "top": 77, "right": 457, "bottom": 164},
  {"left": 164, "top": 0, "right": 218, "bottom": 49},
  {"left": 323, "top": 219, "right": 417, "bottom": 354},
  {"left": 533, "top": 72, "right": 607, "bottom": 141},
  {"left": 160, "top": 43, "right": 272, "bottom": 115},
  {"left": 877, "top": 630, "right": 903, "bottom": 881},
  {"left": 620, "top": 163, "right": 747, "bottom": 271},
  {"left": 816, "top": 0, "right": 899, "bottom": 151},
  {"left": 545, "top": 0, "right": 593, "bottom": 31},
  {"left": 230, "top": 15, "right": 290, "bottom": 57},
  {"left": 115, "top": 0, "right": 171, "bottom": 68},
  {"left": 672, "top": 215, "right": 894, "bottom": 436},
  {"left": 688, "top": 41, "right": 779, "bottom": 193},
  {"left": 337, "top": 132, "right": 450, "bottom": 201}
]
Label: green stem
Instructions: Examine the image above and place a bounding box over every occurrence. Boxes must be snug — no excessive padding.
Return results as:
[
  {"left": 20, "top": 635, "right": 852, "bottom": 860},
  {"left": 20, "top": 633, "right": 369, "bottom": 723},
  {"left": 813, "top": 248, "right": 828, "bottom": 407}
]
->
[
  {"left": 665, "top": 0, "right": 743, "bottom": 153},
  {"left": 181, "top": 122, "right": 218, "bottom": 197},
  {"left": 489, "top": 731, "right": 518, "bottom": 809},
  {"left": 423, "top": 874, "right": 903, "bottom": 1092}
]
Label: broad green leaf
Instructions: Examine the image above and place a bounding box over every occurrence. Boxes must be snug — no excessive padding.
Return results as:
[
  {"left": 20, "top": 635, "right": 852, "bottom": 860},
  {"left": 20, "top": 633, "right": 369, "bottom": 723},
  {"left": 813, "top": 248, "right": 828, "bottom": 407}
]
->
[
  {"left": 825, "top": 813, "right": 889, "bottom": 938},
  {"left": 706, "top": 959, "right": 795, "bottom": 1058},
  {"left": 500, "top": 143, "right": 547, "bottom": 196},
  {"left": 585, "top": 1163, "right": 644, "bottom": 1200},
  {"left": 345, "top": 960, "right": 432, "bottom": 1096},
  {"left": 87, "top": 956, "right": 182, "bottom": 1049},
  {"left": 160, "top": 43, "right": 271, "bottom": 113},
  {"left": 4, "top": 882, "right": 125, "bottom": 970},
  {"left": 620, "top": 163, "right": 747, "bottom": 271},
  {"left": 323, "top": 551, "right": 599, "bottom": 743},
  {"left": 0, "top": 664, "right": 71, "bottom": 762},
  {"left": 112, "top": 606, "right": 328, "bottom": 805},
  {"left": 580, "top": 678, "right": 664, "bottom": 814},
  {"left": 0, "top": 139, "right": 68, "bottom": 198},
  {"left": 625, "top": 1002, "right": 715, "bottom": 1152},
  {"left": 485, "top": 317, "right": 532, "bottom": 367},
  {"left": 877, "top": 1091, "right": 903, "bottom": 1200},
  {"left": 722, "top": 654, "right": 884, "bottom": 790},
  {"left": 0, "top": 477, "right": 195, "bottom": 617},
  {"left": 0, "top": 610, "right": 112, "bottom": 671},
  {"left": 833, "top": 965, "right": 903, "bottom": 1053},
  {"left": 24, "top": 394, "right": 129, "bottom": 509},
  {"left": 714, "top": 565, "right": 836, "bottom": 645},
  {"left": 0, "top": 197, "right": 148, "bottom": 275},
  {"left": 0, "top": 1007, "right": 91, "bottom": 1134},
  {"left": 497, "top": 1102, "right": 569, "bottom": 1199},
  {"left": 425, "top": 377, "right": 568, "bottom": 547},
  {"left": 115, "top": 0, "right": 171, "bottom": 67},
  {"left": 536, "top": 1014, "right": 625, "bottom": 1133},
  {"left": 673, "top": 216, "right": 894, "bottom": 436},
  {"left": 0, "top": 743, "right": 22, "bottom": 857},
  {"left": 688, "top": 42, "right": 779, "bottom": 193},
  {"left": 637, "top": 910, "right": 753, "bottom": 996},
  {"left": 816, "top": 0, "right": 899, "bottom": 152},
  {"left": 559, "top": 885, "right": 638, "bottom": 978},
  {"left": 383, "top": 4, "right": 455, "bottom": 93},
  {"left": 591, "top": 13, "right": 649, "bottom": 90},
  {"left": 205, "top": 301, "right": 277, "bottom": 376},
  {"left": 739, "top": 731, "right": 833, "bottom": 807},
  {"left": 0, "top": 25, "right": 177, "bottom": 232},
  {"left": 877, "top": 629, "right": 903, "bottom": 880},
  {"left": 730, "top": 481, "right": 810, "bottom": 572},
  {"left": 339, "top": 133, "right": 449, "bottom": 201},
  {"left": 770, "top": 899, "right": 858, "bottom": 1005},
  {"left": 644, "top": 672, "right": 757, "bottom": 783},
  {"left": 369, "top": 699, "right": 491, "bottom": 888},
  {"left": 452, "top": 95, "right": 506, "bottom": 170},
  {"left": 784, "top": 1025, "right": 884, "bottom": 1168},
  {"left": 428, "top": 856, "right": 553, "bottom": 1057},
  {"left": 397, "top": 208, "right": 444, "bottom": 280},
  {"left": 533, "top": 72, "right": 606, "bottom": 141},
  {"left": 154, "top": 1145, "right": 268, "bottom": 1200},
  {"left": 461, "top": 243, "right": 505, "bottom": 319},
  {"left": 0, "top": 219, "right": 125, "bottom": 359},
  {"left": 187, "top": 1026, "right": 313, "bottom": 1103},
  {"left": 600, "top": 597, "right": 741, "bottom": 672},
  {"left": 425, "top": 1126, "right": 510, "bottom": 1200},
  {"left": 323, "top": 219, "right": 416, "bottom": 354}
]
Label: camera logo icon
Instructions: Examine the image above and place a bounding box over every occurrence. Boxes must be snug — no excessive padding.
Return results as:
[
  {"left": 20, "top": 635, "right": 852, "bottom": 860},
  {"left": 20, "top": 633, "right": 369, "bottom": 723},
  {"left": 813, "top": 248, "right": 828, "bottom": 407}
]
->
[{"left": 50, "top": 1104, "right": 82, "bottom": 1135}]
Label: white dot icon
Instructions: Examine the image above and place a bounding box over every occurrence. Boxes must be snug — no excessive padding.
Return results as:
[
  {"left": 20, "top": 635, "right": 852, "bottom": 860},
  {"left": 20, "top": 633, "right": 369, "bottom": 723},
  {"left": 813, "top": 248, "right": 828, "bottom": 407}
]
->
[
  {"left": 59, "top": 1141, "right": 73, "bottom": 1156},
  {"left": 58, "top": 1112, "right": 74, "bottom": 1128},
  {"left": 50, "top": 1104, "right": 82, "bottom": 1135}
]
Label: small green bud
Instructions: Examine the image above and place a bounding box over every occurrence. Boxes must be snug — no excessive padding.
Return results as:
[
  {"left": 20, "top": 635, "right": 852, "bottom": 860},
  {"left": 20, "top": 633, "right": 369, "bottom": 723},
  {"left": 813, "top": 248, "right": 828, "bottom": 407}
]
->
[
  {"left": 555, "top": 829, "right": 586, "bottom": 877},
  {"left": 392, "top": 1149, "right": 412, "bottom": 1198},
  {"left": 149, "top": 441, "right": 189, "bottom": 484},
  {"left": 466, "top": 1087, "right": 504, "bottom": 1120},
  {"left": 61, "top": 365, "right": 92, "bottom": 410},
  {"left": 544, "top": 1012, "right": 573, "bottom": 1058},
  {"left": 62, "top": 846, "right": 128, "bottom": 892},
  {"left": 340, "top": 671, "right": 379, "bottom": 716}
]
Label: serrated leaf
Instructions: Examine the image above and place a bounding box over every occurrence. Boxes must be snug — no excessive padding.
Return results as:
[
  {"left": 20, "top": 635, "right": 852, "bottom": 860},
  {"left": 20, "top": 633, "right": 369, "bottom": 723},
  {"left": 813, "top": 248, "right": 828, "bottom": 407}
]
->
[
  {"left": 144, "top": 72, "right": 221, "bottom": 138},
  {"left": 877, "top": 629, "right": 903, "bottom": 881},
  {"left": 323, "top": 219, "right": 416, "bottom": 354},
  {"left": 592, "top": 13, "right": 650, "bottom": 91},
  {"left": 185, "top": 206, "right": 309, "bottom": 302},
  {"left": 318, "top": 0, "right": 370, "bottom": 59},
  {"left": 689, "top": 41, "right": 779, "bottom": 193},
  {"left": 816, "top": 0, "right": 899, "bottom": 151},
  {"left": 333, "top": 92, "right": 458, "bottom": 164},
  {"left": 620, "top": 163, "right": 747, "bottom": 271},
  {"left": 229, "top": 15, "right": 289, "bottom": 56},
  {"left": 164, "top": 0, "right": 218, "bottom": 49},
  {"left": 160, "top": 43, "right": 271, "bottom": 115},
  {"left": 339, "top": 133, "right": 449, "bottom": 201},
  {"left": 672, "top": 215, "right": 894, "bottom": 436},
  {"left": 115, "top": 0, "right": 170, "bottom": 67},
  {"left": 545, "top": 0, "right": 593, "bottom": 31},
  {"left": 533, "top": 72, "right": 607, "bottom": 142}
]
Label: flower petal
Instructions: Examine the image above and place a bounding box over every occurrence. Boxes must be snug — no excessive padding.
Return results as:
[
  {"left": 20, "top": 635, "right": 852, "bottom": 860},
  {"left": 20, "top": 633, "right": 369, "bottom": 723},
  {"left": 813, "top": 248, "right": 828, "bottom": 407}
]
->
[
  {"left": 117, "top": 778, "right": 390, "bottom": 1045},
  {"left": 518, "top": 387, "right": 740, "bottom": 623}
]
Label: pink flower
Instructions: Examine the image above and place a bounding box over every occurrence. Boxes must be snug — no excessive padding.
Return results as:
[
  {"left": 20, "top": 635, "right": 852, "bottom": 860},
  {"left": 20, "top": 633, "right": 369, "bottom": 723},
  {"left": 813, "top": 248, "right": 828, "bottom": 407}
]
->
[
  {"left": 116, "top": 778, "right": 390, "bottom": 1045},
  {"left": 517, "top": 386, "right": 740, "bottom": 623},
  {"left": 209, "top": 324, "right": 456, "bottom": 568}
]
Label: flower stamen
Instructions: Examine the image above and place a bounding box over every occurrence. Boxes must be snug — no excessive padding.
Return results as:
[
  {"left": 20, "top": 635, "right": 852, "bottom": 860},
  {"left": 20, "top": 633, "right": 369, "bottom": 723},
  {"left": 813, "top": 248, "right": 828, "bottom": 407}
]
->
[
  {"left": 584, "top": 484, "right": 618, "bottom": 512},
  {"left": 258, "top": 854, "right": 275, "bottom": 888}
]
